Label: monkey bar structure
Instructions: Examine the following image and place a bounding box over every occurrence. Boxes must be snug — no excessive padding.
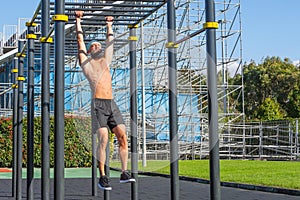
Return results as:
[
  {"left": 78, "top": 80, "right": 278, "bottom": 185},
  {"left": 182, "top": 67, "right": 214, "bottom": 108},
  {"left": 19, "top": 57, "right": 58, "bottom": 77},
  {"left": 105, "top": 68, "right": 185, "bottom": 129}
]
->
[
  {"left": 0, "top": 1, "right": 243, "bottom": 152},
  {"left": 0, "top": 0, "right": 245, "bottom": 200}
]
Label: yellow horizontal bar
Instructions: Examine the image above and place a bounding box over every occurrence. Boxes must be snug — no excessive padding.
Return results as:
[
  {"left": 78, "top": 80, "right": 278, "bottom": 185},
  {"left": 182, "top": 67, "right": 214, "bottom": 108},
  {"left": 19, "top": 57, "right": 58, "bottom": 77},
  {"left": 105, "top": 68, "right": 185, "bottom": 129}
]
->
[
  {"left": 12, "top": 84, "right": 18, "bottom": 89},
  {"left": 26, "top": 22, "right": 37, "bottom": 27},
  {"left": 40, "top": 37, "right": 53, "bottom": 43},
  {"left": 52, "top": 14, "right": 68, "bottom": 22},
  {"left": 26, "top": 34, "right": 37, "bottom": 39},
  {"left": 203, "top": 22, "right": 219, "bottom": 29},
  {"left": 165, "top": 42, "right": 179, "bottom": 48},
  {"left": 128, "top": 36, "right": 138, "bottom": 41},
  {"left": 128, "top": 24, "right": 138, "bottom": 29},
  {"left": 17, "top": 77, "right": 26, "bottom": 81},
  {"left": 11, "top": 69, "right": 18, "bottom": 73},
  {"left": 16, "top": 53, "right": 26, "bottom": 58}
]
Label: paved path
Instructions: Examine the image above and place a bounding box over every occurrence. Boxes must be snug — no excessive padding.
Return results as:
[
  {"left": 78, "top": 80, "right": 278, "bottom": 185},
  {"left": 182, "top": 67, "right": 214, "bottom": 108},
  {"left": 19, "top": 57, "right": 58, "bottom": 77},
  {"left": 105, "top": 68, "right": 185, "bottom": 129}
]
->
[{"left": 0, "top": 176, "right": 299, "bottom": 200}]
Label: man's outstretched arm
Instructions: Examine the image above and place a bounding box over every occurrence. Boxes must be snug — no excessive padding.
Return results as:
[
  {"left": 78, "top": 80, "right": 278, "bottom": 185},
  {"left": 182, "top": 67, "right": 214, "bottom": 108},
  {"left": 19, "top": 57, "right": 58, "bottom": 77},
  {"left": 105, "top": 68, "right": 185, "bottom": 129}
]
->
[
  {"left": 104, "top": 16, "right": 114, "bottom": 66},
  {"left": 75, "top": 10, "right": 88, "bottom": 66}
]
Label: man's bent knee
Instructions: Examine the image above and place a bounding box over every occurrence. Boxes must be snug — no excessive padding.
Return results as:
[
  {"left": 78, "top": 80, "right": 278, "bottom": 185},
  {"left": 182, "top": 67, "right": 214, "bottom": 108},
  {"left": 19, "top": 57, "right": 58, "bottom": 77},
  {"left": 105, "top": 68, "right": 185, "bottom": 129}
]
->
[{"left": 117, "top": 133, "right": 127, "bottom": 147}]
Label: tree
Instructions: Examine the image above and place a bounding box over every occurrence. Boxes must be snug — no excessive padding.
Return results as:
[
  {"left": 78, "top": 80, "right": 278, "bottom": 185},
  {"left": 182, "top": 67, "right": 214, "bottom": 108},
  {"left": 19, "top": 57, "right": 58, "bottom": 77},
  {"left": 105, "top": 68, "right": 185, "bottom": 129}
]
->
[
  {"left": 255, "top": 97, "right": 286, "bottom": 120},
  {"left": 229, "top": 56, "right": 300, "bottom": 120},
  {"left": 286, "top": 86, "right": 300, "bottom": 118}
]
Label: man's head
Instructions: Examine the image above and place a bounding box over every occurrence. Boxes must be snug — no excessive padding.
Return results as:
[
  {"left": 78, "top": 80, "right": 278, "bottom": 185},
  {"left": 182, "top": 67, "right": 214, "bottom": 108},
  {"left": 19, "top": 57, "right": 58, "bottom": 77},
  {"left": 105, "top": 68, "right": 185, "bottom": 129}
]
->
[{"left": 87, "top": 40, "right": 102, "bottom": 54}]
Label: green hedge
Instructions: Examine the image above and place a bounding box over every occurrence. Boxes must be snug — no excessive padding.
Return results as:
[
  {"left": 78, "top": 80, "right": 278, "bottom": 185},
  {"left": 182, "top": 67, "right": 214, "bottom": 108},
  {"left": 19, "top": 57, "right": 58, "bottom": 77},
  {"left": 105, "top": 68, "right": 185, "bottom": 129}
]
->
[
  {"left": 0, "top": 117, "right": 13, "bottom": 167},
  {"left": 0, "top": 116, "right": 109, "bottom": 168}
]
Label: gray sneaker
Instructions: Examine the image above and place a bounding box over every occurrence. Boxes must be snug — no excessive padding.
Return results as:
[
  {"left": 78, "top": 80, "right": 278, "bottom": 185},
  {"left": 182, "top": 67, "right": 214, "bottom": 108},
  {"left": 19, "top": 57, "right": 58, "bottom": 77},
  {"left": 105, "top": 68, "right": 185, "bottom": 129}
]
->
[
  {"left": 120, "top": 171, "right": 136, "bottom": 183},
  {"left": 98, "top": 175, "right": 112, "bottom": 190}
]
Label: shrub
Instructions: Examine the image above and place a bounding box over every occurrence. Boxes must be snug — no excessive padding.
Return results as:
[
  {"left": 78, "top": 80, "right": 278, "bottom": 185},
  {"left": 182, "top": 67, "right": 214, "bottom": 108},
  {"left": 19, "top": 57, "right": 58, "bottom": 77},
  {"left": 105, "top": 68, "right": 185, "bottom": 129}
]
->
[{"left": 0, "top": 116, "right": 114, "bottom": 168}]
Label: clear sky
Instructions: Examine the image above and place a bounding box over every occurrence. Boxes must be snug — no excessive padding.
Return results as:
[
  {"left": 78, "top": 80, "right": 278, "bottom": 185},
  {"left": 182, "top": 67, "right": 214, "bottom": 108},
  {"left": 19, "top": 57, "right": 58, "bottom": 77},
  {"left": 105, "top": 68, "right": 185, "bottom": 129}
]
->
[
  {"left": 241, "top": 0, "right": 300, "bottom": 64},
  {"left": 0, "top": 0, "right": 299, "bottom": 64}
]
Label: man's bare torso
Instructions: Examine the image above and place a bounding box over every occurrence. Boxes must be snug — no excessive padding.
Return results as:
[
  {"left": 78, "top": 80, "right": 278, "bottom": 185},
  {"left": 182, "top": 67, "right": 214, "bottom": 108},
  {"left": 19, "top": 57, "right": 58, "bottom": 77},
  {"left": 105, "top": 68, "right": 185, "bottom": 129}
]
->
[{"left": 82, "top": 58, "right": 113, "bottom": 99}]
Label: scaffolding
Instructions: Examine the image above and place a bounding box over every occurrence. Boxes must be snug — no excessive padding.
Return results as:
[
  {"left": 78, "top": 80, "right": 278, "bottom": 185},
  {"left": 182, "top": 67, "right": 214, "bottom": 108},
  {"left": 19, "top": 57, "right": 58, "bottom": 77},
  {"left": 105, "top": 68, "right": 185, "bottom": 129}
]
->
[{"left": 0, "top": 1, "right": 262, "bottom": 156}]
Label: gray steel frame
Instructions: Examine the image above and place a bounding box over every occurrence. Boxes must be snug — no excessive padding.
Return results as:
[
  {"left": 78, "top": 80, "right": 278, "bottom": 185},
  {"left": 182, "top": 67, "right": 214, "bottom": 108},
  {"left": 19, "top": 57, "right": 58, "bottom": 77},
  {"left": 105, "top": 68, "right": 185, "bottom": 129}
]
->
[{"left": 2, "top": 1, "right": 224, "bottom": 200}]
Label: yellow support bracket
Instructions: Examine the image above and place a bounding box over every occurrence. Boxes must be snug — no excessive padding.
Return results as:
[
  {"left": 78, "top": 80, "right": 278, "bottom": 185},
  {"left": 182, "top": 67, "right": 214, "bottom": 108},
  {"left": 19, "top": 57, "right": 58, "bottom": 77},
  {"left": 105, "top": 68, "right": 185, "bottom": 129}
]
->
[
  {"left": 16, "top": 53, "right": 26, "bottom": 58},
  {"left": 12, "top": 84, "right": 18, "bottom": 89},
  {"left": 40, "top": 37, "right": 53, "bottom": 43},
  {"left": 11, "top": 69, "right": 18, "bottom": 73},
  {"left": 203, "top": 22, "right": 219, "bottom": 29},
  {"left": 26, "top": 22, "right": 37, "bottom": 27},
  {"left": 17, "top": 76, "right": 26, "bottom": 81},
  {"left": 128, "top": 24, "right": 138, "bottom": 29},
  {"left": 165, "top": 42, "right": 179, "bottom": 48},
  {"left": 128, "top": 36, "right": 138, "bottom": 41},
  {"left": 52, "top": 14, "right": 68, "bottom": 22},
  {"left": 26, "top": 34, "right": 37, "bottom": 39}
]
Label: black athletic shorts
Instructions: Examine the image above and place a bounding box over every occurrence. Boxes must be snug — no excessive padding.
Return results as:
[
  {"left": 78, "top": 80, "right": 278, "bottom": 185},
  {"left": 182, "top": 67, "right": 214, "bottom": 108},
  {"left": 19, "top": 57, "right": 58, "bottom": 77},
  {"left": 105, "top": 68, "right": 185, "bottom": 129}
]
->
[{"left": 92, "top": 98, "right": 124, "bottom": 133}]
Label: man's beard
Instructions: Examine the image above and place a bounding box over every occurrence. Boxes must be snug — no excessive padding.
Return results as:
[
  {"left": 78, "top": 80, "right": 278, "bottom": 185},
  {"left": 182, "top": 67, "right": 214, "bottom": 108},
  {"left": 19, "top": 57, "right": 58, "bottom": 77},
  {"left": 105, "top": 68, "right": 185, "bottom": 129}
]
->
[{"left": 90, "top": 49, "right": 102, "bottom": 59}]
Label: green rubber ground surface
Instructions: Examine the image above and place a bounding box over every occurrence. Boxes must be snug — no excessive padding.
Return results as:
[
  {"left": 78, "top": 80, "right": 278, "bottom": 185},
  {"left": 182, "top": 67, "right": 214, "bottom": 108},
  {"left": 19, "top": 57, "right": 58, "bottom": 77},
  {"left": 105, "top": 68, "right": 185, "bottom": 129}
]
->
[{"left": 0, "top": 168, "right": 120, "bottom": 179}]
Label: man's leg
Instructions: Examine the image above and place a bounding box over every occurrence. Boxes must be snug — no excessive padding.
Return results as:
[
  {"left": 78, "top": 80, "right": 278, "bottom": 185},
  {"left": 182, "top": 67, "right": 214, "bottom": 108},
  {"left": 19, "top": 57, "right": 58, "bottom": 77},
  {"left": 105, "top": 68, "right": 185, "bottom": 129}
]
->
[
  {"left": 97, "top": 127, "right": 112, "bottom": 190},
  {"left": 97, "top": 127, "right": 109, "bottom": 175},
  {"left": 112, "top": 124, "right": 128, "bottom": 172},
  {"left": 113, "top": 124, "right": 135, "bottom": 183}
]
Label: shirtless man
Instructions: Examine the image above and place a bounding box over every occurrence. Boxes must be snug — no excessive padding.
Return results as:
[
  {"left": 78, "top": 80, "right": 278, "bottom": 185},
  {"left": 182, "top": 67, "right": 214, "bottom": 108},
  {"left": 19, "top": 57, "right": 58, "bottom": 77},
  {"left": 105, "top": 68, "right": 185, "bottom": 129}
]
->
[{"left": 75, "top": 10, "right": 135, "bottom": 190}]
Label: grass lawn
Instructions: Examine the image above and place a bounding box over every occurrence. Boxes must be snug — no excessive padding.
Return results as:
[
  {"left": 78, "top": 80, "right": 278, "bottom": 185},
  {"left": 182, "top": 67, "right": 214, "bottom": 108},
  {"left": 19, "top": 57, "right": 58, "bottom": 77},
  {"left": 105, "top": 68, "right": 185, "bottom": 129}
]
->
[{"left": 111, "top": 160, "right": 300, "bottom": 190}]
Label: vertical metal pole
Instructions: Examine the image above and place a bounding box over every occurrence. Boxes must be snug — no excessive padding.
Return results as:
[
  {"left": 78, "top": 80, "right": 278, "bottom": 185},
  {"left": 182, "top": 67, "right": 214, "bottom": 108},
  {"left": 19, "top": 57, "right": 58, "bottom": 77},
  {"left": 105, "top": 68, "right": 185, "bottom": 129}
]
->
[
  {"left": 129, "top": 26, "right": 138, "bottom": 200},
  {"left": 104, "top": 144, "right": 110, "bottom": 199},
  {"left": 26, "top": 24, "right": 36, "bottom": 200},
  {"left": 228, "top": 128, "right": 231, "bottom": 159},
  {"left": 276, "top": 127, "right": 279, "bottom": 156},
  {"left": 296, "top": 119, "right": 299, "bottom": 160},
  {"left": 91, "top": 101, "right": 98, "bottom": 196},
  {"left": 91, "top": 102, "right": 98, "bottom": 196},
  {"left": 250, "top": 126, "right": 253, "bottom": 153},
  {"left": 289, "top": 123, "right": 292, "bottom": 160},
  {"left": 140, "top": 22, "right": 147, "bottom": 167},
  {"left": 17, "top": 40, "right": 25, "bottom": 200},
  {"left": 41, "top": 0, "right": 51, "bottom": 199},
  {"left": 220, "top": 21, "right": 227, "bottom": 115},
  {"left": 91, "top": 136, "right": 97, "bottom": 195},
  {"left": 205, "top": 0, "right": 221, "bottom": 199},
  {"left": 259, "top": 123, "right": 262, "bottom": 158},
  {"left": 54, "top": 0, "right": 66, "bottom": 199},
  {"left": 167, "top": 1, "right": 179, "bottom": 199},
  {"left": 12, "top": 58, "right": 18, "bottom": 198},
  {"left": 242, "top": 124, "right": 246, "bottom": 158},
  {"left": 200, "top": 122, "right": 203, "bottom": 159}
]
